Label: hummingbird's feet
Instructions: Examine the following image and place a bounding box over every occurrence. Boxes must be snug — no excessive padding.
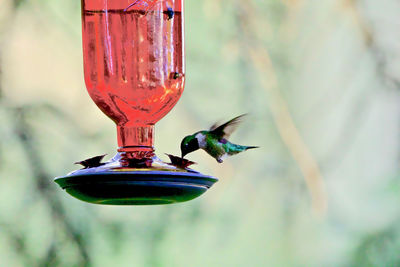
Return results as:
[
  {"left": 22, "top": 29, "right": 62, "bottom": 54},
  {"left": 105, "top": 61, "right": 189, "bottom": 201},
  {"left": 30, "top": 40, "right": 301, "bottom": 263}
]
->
[{"left": 216, "top": 158, "right": 223, "bottom": 163}]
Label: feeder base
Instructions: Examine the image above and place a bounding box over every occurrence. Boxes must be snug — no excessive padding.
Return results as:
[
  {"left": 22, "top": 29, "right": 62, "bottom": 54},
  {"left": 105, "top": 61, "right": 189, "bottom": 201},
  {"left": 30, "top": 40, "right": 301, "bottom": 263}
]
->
[{"left": 54, "top": 155, "right": 218, "bottom": 205}]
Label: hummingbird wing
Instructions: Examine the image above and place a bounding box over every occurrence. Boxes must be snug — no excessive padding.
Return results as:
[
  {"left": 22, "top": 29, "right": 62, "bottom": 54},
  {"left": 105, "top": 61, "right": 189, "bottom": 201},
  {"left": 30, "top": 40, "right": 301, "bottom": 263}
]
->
[
  {"left": 209, "top": 121, "right": 221, "bottom": 131},
  {"left": 209, "top": 114, "right": 247, "bottom": 140}
]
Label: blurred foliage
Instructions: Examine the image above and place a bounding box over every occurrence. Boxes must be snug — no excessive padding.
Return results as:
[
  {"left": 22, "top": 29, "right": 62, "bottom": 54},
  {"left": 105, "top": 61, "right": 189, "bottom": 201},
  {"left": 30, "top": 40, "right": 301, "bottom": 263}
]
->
[{"left": 1, "top": 0, "right": 400, "bottom": 266}]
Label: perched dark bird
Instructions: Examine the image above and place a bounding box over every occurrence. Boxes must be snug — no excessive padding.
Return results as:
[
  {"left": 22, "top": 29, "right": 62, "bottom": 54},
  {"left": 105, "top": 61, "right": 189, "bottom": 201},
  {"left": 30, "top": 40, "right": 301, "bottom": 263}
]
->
[{"left": 180, "top": 114, "right": 258, "bottom": 163}]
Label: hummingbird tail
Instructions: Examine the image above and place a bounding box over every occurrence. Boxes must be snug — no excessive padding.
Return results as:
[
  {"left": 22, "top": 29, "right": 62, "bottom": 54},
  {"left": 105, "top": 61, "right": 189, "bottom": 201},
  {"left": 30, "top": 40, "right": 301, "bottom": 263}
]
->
[{"left": 245, "top": 146, "right": 259, "bottom": 150}]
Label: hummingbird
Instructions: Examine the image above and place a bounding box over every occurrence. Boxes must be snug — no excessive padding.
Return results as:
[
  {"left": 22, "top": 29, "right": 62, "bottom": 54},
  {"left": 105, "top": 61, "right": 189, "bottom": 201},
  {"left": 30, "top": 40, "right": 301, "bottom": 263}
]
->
[{"left": 180, "top": 114, "right": 258, "bottom": 163}]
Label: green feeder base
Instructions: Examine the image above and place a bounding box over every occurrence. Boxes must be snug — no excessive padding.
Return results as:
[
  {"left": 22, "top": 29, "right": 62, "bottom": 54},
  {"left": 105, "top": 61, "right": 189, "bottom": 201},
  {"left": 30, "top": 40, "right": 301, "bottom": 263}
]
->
[{"left": 54, "top": 155, "right": 218, "bottom": 205}]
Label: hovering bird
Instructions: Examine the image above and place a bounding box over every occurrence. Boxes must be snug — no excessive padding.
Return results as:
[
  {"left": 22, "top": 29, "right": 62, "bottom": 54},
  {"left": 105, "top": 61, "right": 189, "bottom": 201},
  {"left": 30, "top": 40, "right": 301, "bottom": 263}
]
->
[{"left": 180, "top": 114, "right": 258, "bottom": 163}]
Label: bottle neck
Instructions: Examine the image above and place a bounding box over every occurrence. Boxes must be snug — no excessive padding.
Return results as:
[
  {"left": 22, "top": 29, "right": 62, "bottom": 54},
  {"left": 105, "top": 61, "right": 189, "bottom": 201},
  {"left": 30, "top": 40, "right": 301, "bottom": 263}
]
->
[{"left": 117, "top": 125, "right": 154, "bottom": 154}]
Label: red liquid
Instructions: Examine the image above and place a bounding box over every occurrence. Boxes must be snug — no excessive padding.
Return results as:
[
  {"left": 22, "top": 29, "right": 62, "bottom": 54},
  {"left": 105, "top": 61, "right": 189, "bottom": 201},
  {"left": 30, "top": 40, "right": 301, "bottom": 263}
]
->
[{"left": 81, "top": 3, "right": 184, "bottom": 151}]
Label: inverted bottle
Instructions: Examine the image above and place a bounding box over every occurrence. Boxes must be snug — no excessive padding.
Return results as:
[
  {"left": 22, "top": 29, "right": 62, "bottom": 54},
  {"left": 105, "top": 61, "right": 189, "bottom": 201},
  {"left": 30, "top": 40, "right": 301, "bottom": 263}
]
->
[{"left": 81, "top": 0, "right": 185, "bottom": 156}]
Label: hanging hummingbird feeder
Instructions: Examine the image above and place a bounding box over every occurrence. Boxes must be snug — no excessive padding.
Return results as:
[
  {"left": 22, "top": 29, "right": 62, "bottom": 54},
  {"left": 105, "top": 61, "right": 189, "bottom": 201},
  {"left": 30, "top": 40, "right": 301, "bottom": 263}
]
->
[{"left": 54, "top": 0, "right": 218, "bottom": 205}]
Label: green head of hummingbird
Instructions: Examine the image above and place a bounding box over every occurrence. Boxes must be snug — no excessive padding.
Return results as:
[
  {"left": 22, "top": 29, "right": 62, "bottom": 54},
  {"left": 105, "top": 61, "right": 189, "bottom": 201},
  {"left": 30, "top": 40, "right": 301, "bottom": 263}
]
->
[
  {"left": 180, "top": 135, "right": 200, "bottom": 158},
  {"left": 180, "top": 114, "right": 258, "bottom": 163}
]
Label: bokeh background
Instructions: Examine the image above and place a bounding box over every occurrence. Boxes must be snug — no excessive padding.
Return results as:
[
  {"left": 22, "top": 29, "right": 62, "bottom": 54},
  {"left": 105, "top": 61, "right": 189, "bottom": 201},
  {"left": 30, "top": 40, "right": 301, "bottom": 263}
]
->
[{"left": 1, "top": 0, "right": 400, "bottom": 266}]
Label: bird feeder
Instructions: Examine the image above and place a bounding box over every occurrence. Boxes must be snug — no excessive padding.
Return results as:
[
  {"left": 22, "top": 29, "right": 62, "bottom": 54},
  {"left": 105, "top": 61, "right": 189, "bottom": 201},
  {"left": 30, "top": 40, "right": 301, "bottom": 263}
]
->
[{"left": 54, "top": 0, "right": 217, "bottom": 205}]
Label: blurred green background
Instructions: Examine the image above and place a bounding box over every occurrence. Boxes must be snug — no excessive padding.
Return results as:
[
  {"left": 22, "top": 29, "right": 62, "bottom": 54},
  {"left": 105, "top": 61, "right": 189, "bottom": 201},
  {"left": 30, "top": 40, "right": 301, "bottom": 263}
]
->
[{"left": 1, "top": 0, "right": 400, "bottom": 266}]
